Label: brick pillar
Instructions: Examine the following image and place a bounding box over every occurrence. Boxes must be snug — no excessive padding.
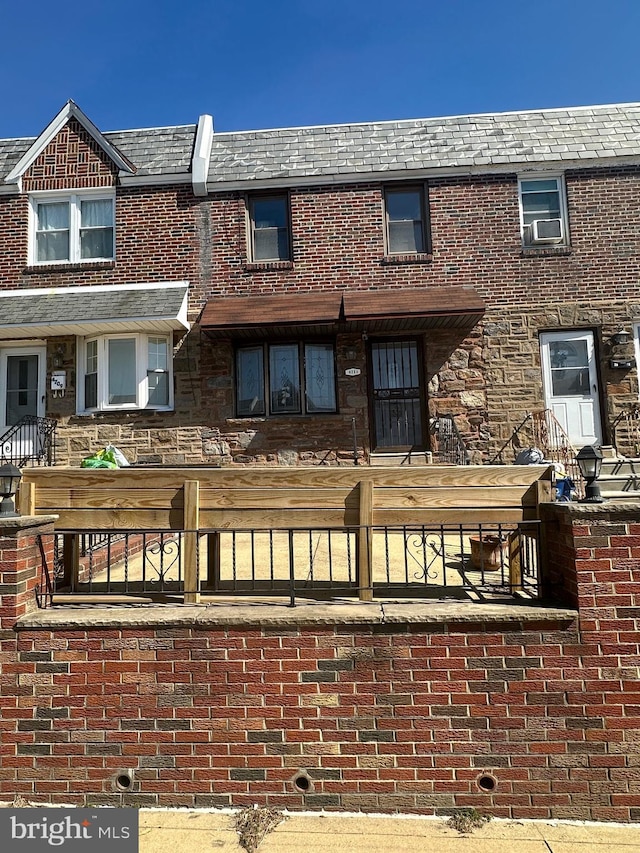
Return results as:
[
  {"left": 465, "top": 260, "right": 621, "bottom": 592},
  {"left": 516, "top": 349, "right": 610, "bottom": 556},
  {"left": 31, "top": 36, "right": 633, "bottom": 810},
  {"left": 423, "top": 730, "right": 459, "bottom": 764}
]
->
[
  {"left": 0, "top": 516, "right": 57, "bottom": 632},
  {"left": 540, "top": 502, "right": 640, "bottom": 820},
  {"left": 540, "top": 502, "right": 640, "bottom": 609}
]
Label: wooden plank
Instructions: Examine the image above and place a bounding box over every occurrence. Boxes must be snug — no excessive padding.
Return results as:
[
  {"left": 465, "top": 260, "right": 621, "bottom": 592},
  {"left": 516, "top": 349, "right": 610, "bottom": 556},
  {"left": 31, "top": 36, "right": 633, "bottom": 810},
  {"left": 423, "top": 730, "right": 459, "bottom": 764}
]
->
[
  {"left": 372, "top": 508, "right": 525, "bottom": 525},
  {"left": 358, "top": 480, "right": 373, "bottom": 603},
  {"left": 34, "top": 488, "right": 184, "bottom": 510},
  {"left": 48, "top": 509, "right": 181, "bottom": 531},
  {"left": 198, "top": 488, "right": 357, "bottom": 510},
  {"left": 198, "top": 509, "right": 358, "bottom": 530},
  {"left": 183, "top": 480, "right": 200, "bottom": 605},
  {"left": 62, "top": 534, "right": 79, "bottom": 590},
  {"left": 18, "top": 481, "right": 36, "bottom": 516},
  {"left": 374, "top": 487, "right": 533, "bottom": 509},
  {"left": 22, "top": 464, "right": 554, "bottom": 491}
]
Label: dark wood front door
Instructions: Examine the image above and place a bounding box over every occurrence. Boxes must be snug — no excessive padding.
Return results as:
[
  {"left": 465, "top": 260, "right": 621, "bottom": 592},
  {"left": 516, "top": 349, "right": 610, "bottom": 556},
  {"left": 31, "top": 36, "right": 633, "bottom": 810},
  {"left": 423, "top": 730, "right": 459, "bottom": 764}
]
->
[{"left": 369, "top": 339, "right": 425, "bottom": 450}]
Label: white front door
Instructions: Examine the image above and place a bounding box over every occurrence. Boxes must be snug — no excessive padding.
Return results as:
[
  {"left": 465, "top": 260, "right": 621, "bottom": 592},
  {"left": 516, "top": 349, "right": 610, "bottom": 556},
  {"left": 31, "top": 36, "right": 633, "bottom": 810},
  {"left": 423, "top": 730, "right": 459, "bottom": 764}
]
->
[
  {"left": 0, "top": 345, "right": 46, "bottom": 458},
  {"left": 540, "top": 330, "right": 602, "bottom": 446}
]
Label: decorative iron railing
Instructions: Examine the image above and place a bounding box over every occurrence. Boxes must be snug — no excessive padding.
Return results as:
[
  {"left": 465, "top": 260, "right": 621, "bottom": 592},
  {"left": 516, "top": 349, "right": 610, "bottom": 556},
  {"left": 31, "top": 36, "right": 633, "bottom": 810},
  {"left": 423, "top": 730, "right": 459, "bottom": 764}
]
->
[
  {"left": 490, "top": 409, "right": 581, "bottom": 491},
  {"left": 0, "top": 415, "right": 57, "bottom": 467},
  {"left": 612, "top": 402, "right": 640, "bottom": 457},
  {"left": 36, "top": 520, "right": 540, "bottom": 607},
  {"left": 430, "top": 415, "right": 470, "bottom": 465}
]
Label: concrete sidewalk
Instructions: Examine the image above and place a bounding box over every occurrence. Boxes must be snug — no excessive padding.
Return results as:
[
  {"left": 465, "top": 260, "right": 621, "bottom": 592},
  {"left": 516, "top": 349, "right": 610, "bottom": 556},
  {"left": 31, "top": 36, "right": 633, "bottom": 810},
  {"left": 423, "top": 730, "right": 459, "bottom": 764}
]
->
[{"left": 138, "top": 810, "right": 640, "bottom": 853}]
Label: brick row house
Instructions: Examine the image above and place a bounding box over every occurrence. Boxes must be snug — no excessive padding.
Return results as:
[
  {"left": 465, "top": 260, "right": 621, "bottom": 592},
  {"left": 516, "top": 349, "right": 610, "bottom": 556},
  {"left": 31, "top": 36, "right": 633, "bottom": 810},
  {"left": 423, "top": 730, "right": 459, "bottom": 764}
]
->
[{"left": 0, "top": 100, "right": 639, "bottom": 466}]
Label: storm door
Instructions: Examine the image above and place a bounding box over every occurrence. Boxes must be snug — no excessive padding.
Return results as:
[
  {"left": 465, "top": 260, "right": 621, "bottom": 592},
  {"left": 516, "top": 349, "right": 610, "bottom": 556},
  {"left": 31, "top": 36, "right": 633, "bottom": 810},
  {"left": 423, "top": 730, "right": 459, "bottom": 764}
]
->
[
  {"left": 369, "top": 339, "right": 425, "bottom": 450},
  {"left": 0, "top": 346, "right": 46, "bottom": 458},
  {"left": 540, "top": 330, "right": 602, "bottom": 446}
]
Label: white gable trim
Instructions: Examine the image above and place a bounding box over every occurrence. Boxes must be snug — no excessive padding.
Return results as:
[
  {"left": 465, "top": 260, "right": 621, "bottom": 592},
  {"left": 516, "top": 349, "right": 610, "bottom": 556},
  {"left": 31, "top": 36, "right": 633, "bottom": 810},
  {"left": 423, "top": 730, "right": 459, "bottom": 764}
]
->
[{"left": 4, "top": 100, "right": 136, "bottom": 184}]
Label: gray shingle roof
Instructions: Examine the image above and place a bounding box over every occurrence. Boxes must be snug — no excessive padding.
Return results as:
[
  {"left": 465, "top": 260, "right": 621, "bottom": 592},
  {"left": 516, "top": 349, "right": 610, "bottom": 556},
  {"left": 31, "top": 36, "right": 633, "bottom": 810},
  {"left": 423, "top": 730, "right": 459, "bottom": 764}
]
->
[
  {"left": 106, "top": 126, "right": 196, "bottom": 175},
  {"left": 0, "top": 284, "right": 190, "bottom": 338},
  {"left": 0, "top": 125, "right": 196, "bottom": 181},
  {"left": 206, "top": 103, "right": 640, "bottom": 186}
]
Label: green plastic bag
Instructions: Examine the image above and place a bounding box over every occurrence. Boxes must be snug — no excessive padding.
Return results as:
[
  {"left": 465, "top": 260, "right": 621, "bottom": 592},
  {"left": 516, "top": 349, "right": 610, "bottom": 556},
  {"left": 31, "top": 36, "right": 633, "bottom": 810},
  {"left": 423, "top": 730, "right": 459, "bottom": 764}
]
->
[{"left": 81, "top": 448, "right": 118, "bottom": 469}]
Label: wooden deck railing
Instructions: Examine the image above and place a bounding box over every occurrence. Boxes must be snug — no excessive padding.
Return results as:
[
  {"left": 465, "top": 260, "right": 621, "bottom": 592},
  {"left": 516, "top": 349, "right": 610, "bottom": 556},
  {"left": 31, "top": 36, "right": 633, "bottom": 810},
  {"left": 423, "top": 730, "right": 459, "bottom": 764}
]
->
[{"left": 19, "top": 465, "right": 554, "bottom": 604}]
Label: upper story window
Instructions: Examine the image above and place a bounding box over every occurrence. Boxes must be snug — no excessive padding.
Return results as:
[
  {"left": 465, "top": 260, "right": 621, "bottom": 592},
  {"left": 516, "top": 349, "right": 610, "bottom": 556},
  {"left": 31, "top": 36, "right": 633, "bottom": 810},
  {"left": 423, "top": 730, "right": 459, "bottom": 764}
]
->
[
  {"left": 518, "top": 176, "right": 568, "bottom": 246},
  {"left": 236, "top": 342, "right": 337, "bottom": 417},
  {"left": 248, "top": 194, "right": 291, "bottom": 262},
  {"left": 30, "top": 192, "right": 115, "bottom": 265},
  {"left": 78, "top": 333, "right": 172, "bottom": 413},
  {"left": 384, "top": 185, "right": 430, "bottom": 255}
]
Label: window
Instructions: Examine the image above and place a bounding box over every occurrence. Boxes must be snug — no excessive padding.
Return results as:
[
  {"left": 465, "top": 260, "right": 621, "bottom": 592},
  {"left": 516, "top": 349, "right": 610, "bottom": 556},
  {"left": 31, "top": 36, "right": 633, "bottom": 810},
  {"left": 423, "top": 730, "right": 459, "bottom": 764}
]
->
[
  {"left": 235, "top": 342, "right": 337, "bottom": 417},
  {"left": 519, "top": 176, "right": 568, "bottom": 246},
  {"left": 78, "top": 334, "right": 172, "bottom": 412},
  {"left": 248, "top": 194, "right": 290, "bottom": 261},
  {"left": 384, "top": 186, "right": 429, "bottom": 254},
  {"left": 30, "top": 193, "right": 114, "bottom": 264}
]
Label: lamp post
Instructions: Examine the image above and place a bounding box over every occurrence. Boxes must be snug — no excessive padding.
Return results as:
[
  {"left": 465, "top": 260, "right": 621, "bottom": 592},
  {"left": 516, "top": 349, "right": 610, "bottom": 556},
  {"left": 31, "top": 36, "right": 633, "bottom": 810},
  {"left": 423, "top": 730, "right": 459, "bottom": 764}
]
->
[
  {"left": 0, "top": 463, "right": 22, "bottom": 517},
  {"left": 576, "top": 445, "right": 604, "bottom": 504}
]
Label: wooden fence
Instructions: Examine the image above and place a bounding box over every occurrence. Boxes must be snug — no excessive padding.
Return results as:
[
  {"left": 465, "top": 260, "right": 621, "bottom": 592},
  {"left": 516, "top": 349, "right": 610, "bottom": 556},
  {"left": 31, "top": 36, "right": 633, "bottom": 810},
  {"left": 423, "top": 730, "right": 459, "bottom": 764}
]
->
[{"left": 18, "top": 465, "right": 553, "bottom": 604}]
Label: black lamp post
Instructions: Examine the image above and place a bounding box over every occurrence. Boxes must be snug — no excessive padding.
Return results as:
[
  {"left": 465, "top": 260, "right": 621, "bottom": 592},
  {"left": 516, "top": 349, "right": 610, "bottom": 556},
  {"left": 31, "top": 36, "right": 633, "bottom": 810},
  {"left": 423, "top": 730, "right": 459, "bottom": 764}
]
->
[
  {"left": 0, "top": 463, "right": 22, "bottom": 517},
  {"left": 576, "top": 445, "right": 604, "bottom": 504}
]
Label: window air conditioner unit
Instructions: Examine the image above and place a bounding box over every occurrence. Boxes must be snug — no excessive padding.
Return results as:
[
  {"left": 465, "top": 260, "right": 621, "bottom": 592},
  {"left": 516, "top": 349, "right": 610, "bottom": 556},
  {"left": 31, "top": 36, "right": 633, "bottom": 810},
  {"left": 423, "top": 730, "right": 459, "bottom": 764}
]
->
[{"left": 531, "top": 218, "right": 563, "bottom": 244}]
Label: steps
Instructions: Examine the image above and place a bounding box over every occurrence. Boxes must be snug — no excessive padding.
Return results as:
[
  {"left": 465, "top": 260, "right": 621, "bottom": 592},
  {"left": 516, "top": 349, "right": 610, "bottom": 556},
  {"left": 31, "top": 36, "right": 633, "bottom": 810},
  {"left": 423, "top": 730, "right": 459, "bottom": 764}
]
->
[
  {"left": 598, "top": 458, "right": 640, "bottom": 501},
  {"left": 369, "top": 452, "right": 434, "bottom": 467}
]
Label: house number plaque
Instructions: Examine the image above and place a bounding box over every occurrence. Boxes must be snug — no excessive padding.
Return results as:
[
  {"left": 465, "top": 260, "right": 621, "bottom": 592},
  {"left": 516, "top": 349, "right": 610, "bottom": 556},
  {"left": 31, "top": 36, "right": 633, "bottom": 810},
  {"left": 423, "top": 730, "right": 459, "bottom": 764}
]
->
[{"left": 345, "top": 368, "right": 361, "bottom": 376}]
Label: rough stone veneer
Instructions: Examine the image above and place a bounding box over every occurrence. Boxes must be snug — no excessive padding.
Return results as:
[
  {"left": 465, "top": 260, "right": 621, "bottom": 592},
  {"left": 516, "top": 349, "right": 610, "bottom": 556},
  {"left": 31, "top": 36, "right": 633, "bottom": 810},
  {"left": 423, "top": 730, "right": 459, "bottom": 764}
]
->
[{"left": 2, "top": 503, "right": 640, "bottom": 820}]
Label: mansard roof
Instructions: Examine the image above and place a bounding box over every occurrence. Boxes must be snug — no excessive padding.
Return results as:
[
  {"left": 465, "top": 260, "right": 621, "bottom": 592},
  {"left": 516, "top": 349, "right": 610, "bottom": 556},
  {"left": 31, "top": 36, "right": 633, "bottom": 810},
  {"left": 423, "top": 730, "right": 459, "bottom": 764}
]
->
[{"left": 205, "top": 102, "right": 640, "bottom": 188}]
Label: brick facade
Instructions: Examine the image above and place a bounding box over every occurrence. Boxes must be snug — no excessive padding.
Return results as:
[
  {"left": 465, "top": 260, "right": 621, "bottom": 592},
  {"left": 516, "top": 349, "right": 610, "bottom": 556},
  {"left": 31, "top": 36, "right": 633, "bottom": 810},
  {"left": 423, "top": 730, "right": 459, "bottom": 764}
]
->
[{"left": 1, "top": 107, "right": 639, "bottom": 465}]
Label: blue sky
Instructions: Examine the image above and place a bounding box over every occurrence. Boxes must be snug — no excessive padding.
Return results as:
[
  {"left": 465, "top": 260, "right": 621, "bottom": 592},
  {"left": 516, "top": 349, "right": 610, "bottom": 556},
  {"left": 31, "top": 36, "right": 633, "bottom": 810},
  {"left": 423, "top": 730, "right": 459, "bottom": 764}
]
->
[{"left": 2, "top": 0, "right": 639, "bottom": 137}]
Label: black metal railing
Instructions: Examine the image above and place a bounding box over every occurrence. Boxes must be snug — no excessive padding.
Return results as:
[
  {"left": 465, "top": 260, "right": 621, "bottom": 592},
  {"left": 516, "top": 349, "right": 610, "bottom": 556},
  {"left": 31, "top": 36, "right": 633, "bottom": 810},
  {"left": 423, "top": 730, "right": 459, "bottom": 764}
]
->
[
  {"left": 0, "top": 415, "right": 57, "bottom": 467},
  {"left": 612, "top": 402, "right": 640, "bottom": 457},
  {"left": 37, "top": 520, "right": 540, "bottom": 607},
  {"left": 430, "top": 415, "right": 470, "bottom": 465}
]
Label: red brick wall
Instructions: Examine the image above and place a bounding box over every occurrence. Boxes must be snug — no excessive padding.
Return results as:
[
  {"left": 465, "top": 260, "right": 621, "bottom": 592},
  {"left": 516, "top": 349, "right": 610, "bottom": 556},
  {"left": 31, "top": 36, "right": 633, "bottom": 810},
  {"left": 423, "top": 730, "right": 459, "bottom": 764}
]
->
[
  {"left": 0, "top": 185, "right": 200, "bottom": 286},
  {"left": 2, "top": 504, "right": 640, "bottom": 820},
  {"left": 22, "top": 119, "right": 117, "bottom": 192},
  {"left": 0, "top": 520, "right": 55, "bottom": 630},
  {"left": 199, "top": 168, "right": 640, "bottom": 461},
  {"left": 0, "top": 615, "right": 635, "bottom": 821}
]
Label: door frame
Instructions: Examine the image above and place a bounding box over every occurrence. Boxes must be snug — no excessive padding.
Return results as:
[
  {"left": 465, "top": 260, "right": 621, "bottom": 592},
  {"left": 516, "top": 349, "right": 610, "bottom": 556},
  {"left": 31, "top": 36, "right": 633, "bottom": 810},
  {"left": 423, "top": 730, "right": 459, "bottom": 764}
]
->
[
  {"left": 0, "top": 342, "right": 47, "bottom": 429},
  {"left": 539, "top": 328, "right": 603, "bottom": 447},
  {"left": 366, "top": 335, "right": 428, "bottom": 452}
]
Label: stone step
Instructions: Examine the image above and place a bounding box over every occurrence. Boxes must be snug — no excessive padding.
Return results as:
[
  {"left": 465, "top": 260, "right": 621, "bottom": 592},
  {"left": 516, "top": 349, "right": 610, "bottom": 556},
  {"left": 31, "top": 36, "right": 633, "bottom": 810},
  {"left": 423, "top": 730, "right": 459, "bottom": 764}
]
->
[
  {"left": 369, "top": 452, "right": 433, "bottom": 467},
  {"left": 596, "top": 490, "right": 640, "bottom": 502},
  {"left": 600, "top": 459, "right": 640, "bottom": 477}
]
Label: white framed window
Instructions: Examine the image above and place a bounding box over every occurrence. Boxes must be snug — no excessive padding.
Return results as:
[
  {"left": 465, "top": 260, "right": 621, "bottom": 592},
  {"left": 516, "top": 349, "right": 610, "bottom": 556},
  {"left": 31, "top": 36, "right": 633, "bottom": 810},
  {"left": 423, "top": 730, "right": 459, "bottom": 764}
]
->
[
  {"left": 247, "top": 194, "right": 291, "bottom": 262},
  {"left": 77, "top": 333, "right": 172, "bottom": 413},
  {"left": 518, "top": 175, "right": 568, "bottom": 247},
  {"left": 384, "top": 185, "right": 430, "bottom": 254},
  {"left": 235, "top": 342, "right": 337, "bottom": 417},
  {"left": 29, "top": 192, "right": 115, "bottom": 265}
]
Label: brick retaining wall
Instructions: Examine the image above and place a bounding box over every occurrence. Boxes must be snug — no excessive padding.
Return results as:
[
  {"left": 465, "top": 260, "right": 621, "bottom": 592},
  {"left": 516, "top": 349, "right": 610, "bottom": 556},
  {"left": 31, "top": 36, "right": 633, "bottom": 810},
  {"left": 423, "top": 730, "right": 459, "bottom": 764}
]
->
[{"left": 2, "top": 505, "right": 640, "bottom": 820}]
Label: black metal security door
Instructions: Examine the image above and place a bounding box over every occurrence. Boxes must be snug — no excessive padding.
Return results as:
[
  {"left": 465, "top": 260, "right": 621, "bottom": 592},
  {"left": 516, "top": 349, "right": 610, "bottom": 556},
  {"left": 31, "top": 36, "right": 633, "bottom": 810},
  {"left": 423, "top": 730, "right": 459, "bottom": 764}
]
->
[{"left": 369, "top": 340, "right": 425, "bottom": 450}]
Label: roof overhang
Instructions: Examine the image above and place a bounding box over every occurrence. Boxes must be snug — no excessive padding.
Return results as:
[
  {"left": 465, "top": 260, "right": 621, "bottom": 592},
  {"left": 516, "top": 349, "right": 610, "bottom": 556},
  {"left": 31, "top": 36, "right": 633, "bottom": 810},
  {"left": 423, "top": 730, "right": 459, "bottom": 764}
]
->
[
  {"left": 0, "top": 282, "right": 191, "bottom": 339},
  {"left": 200, "top": 287, "right": 485, "bottom": 340}
]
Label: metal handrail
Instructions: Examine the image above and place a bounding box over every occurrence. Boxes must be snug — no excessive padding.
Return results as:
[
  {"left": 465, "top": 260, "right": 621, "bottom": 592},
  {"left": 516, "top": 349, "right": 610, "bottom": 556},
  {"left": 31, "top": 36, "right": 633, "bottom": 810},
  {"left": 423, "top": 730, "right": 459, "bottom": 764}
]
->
[
  {"left": 431, "top": 415, "right": 470, "bottom": 465},
  {"left": 0, "top": 415, "right": 57, "bottom": 467}
]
